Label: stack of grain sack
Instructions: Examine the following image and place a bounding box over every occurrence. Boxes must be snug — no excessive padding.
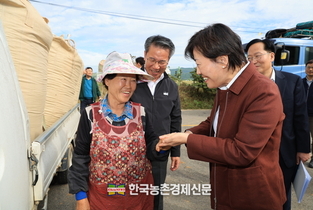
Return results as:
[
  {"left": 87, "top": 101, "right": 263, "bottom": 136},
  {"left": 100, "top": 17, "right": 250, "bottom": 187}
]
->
[
  {"left": 98, "top": 59, "right": 108, "bottom": 95},
  {"left": 0, "top": 0, "right": 84, "bottom": 141},
  {"left": 44, "top": 36, "right": 83, "bottom": 128}
]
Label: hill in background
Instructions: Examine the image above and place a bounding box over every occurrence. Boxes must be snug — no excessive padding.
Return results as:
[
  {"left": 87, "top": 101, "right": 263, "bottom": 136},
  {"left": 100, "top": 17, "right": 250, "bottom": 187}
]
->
[
  {"left": 94, "top": 67, "right": 195, "bottom": 81},
  {"left": 170, "top": 67, "right": 195, "bottom": 80}
]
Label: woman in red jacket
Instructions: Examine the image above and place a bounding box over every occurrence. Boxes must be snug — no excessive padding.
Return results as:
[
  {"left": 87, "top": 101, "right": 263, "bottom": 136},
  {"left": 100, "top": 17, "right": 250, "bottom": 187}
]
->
[{"left": 157, "top": 23, "right": 286, "bottom": 210}]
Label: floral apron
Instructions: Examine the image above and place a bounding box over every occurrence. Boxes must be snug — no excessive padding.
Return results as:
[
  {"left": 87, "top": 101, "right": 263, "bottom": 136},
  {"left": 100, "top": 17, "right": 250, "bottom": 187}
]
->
[{"left": 88, "top": 102, "right": 153, "bottom": 210}]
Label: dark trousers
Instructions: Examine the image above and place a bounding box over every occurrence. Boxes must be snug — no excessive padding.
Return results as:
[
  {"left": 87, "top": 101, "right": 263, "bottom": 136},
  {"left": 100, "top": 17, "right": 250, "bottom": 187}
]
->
[
  {"left": 280, "top": 158, "right": 298, "bottom": 210},
  {"left": 309, "top": 116, "right": 313, "bottom": 157},
  {"left": 151, "top": 159, "right": 168, "bottom": 210},
  {"left": 80, "top": 98, "right": 94, "bottom": 114}
]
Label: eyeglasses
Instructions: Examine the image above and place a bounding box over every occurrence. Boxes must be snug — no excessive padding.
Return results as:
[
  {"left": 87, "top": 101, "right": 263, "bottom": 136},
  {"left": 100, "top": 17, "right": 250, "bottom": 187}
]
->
[
  {"left": 247, "top": 52, "right": 269, "bottom": 62},
  {"left": 146, "top": 57, "right": 168, "bottom": 67}
]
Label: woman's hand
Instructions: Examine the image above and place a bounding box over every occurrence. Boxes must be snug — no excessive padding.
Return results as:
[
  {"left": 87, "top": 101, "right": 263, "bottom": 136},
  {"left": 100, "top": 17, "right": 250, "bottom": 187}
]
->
[
  {"left": 155, "top": 141, "right": 171, "bottom": 152},
  {"left": 76, "top": 198, "right": 90, "bottom": 210},
  {"left": 158, "top": 132, "right": 190, "bottom": 149}
]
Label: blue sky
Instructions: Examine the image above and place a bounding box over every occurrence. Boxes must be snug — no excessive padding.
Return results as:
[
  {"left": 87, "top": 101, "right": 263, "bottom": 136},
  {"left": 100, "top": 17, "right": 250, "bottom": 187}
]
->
[{"left": 30, "top": 0, "right": 312, "bottom": 71}]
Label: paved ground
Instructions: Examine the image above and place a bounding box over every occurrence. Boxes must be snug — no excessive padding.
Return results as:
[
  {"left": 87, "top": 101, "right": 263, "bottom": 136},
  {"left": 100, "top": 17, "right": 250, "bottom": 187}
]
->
[{"left": 47, "top": 109, "right": 313, "bottom": 209}]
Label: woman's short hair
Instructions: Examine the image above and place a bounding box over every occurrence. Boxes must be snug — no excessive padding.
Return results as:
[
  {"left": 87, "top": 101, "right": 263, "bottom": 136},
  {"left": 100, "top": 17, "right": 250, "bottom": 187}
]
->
[{"left": 185, "top": 23, "right": 246, "bottom": 70}]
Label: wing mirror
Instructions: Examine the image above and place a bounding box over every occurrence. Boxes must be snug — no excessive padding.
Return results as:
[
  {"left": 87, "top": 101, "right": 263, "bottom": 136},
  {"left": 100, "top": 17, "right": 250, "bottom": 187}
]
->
[{"left": 275, "top": 42, "right": 290, "bottom": 65}]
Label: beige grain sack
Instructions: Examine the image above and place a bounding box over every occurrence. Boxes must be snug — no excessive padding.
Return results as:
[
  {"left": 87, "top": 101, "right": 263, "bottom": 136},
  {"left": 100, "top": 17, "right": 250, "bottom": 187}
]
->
[
  {"left": 98, "top": 59, "right": 105, "bottom": 73},
  {"left": 0, "top": 0, "right": 53, "bottom": 141},
  {"left": 44, "top": 36, "right": 83, "bottom": 128}
]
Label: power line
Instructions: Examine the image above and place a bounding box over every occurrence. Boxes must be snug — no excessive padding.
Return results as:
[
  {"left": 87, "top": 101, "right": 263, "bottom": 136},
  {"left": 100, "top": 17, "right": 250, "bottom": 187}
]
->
[
  {"left": 30, "top": 0, "right": 206, "bottom": 28},
  {"left": 29, "top": 0, "right": 263, "bottom": 33}
]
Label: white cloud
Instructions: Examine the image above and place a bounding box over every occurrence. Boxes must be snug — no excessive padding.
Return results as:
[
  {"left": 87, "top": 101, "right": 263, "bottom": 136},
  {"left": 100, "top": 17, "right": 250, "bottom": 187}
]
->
[
  {"left": 30, "top": 0, "right": 313, "bottom": 71},
  {"left": 78, "top": 49, "right": 107, "bottom": 72}
]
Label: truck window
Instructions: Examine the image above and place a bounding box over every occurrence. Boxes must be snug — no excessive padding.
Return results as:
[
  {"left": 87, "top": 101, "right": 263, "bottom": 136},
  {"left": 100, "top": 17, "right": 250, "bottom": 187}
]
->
[
  {"left": 305, "top": 47, "right": 313, "bottom": 64},
  {"left": 274, "top": 46, "right": 300, "bottom": 65}
]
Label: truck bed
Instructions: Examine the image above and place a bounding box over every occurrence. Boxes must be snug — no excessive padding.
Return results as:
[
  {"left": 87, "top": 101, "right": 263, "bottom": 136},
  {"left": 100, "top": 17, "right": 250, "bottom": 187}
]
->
[{"left": 31, "top": 104, "right": 80, "bottom": 202}]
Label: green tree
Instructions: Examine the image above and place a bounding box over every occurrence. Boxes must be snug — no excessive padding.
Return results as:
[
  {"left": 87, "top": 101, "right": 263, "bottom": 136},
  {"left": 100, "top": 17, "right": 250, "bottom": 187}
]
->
[
  {"left": 170, "top": 67, "right": 182, "bottom": 84},
  {"left": 176, "top": 68, "right": 216, "bottom": 109},
  {"left": 190, "top": 68, "right": 216, "bottom": 95}
]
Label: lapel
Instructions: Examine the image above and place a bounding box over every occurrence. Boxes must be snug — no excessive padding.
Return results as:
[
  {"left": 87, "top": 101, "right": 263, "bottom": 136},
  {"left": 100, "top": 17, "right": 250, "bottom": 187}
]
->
[{"left": 275, "top": 70, "right": 286, "bottom": 96}]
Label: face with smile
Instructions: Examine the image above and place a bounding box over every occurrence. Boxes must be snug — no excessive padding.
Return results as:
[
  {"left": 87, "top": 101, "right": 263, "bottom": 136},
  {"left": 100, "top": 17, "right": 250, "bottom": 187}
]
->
[
  {"left": 246, "top": 42, "right": 274, "bottom": 78},
  {"left": 85, "top": 68, "right": 93, "bottom": 78},
  {"left": 144, "top": 44, "right": 169, "bottom": 80},
  {"left": 193, "top": 49, "right": 234, "bottom": 89},
  {"left": 105, "top": 74, "right": 137, "bottom": 106}
]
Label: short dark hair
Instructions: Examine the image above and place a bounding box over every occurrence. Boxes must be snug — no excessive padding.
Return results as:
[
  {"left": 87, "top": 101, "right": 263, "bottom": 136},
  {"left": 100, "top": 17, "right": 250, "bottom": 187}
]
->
[
  {"left": 244, "top": 39, "right": 275, "bottom": 53},
  {"left": 102, "top": 74, "right": 117, "bottom": 90},
  {"left": 85, "top": 67, "right": 93, "bottom": 71},
  {"left": 135, "top": 57, "right": 145, "bottom": 66},
  {"left": 185, "top": 23, "right": 246, "bottom": 70},
  {"left": 306, "top": 59, "right": 313, "bottom": 66},
  {"left": 144, "top": 35, "right": 175, "bottom": 58}
]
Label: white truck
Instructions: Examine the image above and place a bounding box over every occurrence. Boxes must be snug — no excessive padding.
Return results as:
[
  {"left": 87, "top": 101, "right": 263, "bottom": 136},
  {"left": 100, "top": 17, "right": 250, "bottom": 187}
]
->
[{"left": 0, "top": 23, "right": 80, "bottom": 210}]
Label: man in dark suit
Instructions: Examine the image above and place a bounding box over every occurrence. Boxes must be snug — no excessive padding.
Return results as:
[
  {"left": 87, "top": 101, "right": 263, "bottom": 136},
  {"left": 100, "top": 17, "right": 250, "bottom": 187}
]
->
[
  {"left": 303, "top": 59, "right": 313, "bottom": 168},
  {"left": 245, "top": 39, "right": 310, "bottom": 210}
]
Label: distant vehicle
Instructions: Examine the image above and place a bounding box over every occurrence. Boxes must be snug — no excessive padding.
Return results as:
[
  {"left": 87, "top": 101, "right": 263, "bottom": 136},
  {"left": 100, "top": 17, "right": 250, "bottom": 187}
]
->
[{"left": 244, "top": 21, "right": 313, "bottom": 78}]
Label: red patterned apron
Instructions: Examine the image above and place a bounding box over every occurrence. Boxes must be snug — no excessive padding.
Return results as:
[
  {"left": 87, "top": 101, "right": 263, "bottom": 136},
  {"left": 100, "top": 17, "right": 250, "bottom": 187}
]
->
[{"left": 88, "top": 102, "right": 153, "bottom": 210}]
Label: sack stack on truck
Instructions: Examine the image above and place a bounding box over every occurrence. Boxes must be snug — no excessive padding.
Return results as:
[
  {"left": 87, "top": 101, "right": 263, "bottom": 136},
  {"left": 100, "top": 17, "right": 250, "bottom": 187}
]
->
[
  {"left": 45, "top": 35, "right": 83, "bottom": 128},
  {"left": 0, "top": 0, "right": 53, "bottom": 141},
  {"left": 0, "top": 0, "right": 84, "bottom": 136},
  {"left": 0, "top": 0, "right": 83, "bottom": 209}
]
